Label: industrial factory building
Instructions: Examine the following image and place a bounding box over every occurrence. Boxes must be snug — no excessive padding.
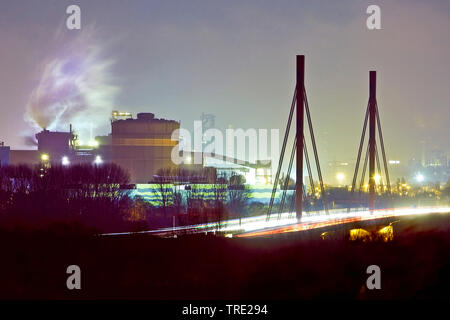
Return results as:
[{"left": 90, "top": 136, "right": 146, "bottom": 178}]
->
[
  {"left": 97, "top": 112, "right": 180, "bottom": 183},
  {"left": 2, "top": 112, "right": 180, "bottom": 184},
  {"left": 36, "top": 129, "right": 75, "bottom": 163}
]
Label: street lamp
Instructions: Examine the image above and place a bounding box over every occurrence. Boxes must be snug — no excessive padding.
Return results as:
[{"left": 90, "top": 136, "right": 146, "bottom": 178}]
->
[{"left": 40, "top": 153, "right": 50, "bottom": 174}]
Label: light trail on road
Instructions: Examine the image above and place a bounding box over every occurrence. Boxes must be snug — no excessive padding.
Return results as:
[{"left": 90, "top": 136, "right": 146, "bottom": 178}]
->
[
  {"left": 102, "top": 206, "right": 450, "bottom": 238},
  {"left": 237, "top": 206, "right": 450, "bottom": 237}
]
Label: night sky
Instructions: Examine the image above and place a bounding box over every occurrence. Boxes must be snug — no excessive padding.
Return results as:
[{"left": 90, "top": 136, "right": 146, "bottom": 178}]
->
[{"left": 0, "top": 0, "right": 449, "bottom": 180}]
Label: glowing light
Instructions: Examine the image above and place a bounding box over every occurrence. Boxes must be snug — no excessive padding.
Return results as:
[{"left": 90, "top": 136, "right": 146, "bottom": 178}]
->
[
  {"left": 415, "top": 173, "right": 424, "bottom": 182},
  {"left": 101, "top": 206, "right": 450, "bottom": 238},
  {"left": 374, "top": 174, "right": 381, "bottom": 184},
  {"left": 349, "top": 228, "right": 371, "bottom": 241},
  {"left": 88, "top": 140, "right": 99, "bottom": 147},
  {"left": 320, "top": 232, "right": 329, "bottom": 240},
  {"left": 185, "top": 156, "right": 192, "bottom": 164},
  {"left": 336, "top": 173, "right": 345, "bottom": 182},
  {"left": 41, "top": 153, "right": 49, "bottom": 161},
  {"left": 94, "top": 155, "right": 103, "bottom": 165},
  {"left": 378, "top": 225, "right": 394, "bottom": 242},
  {"left": 62, "top": 156, "right": 70, "bottom": 166}
]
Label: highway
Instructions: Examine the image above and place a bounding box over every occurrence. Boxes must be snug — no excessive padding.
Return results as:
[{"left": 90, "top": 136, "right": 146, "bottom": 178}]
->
[{"left": 102, "top": 206, "right": 450, "bottom": 238}]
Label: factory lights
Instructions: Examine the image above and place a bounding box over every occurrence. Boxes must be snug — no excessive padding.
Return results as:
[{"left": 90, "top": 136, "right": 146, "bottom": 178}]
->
[
  {"left": 94, "top": 155, "right": 103, "bottom": 165},
  {"left": 75, "top": 139, "right": 99, "bottom": 148},
  {"left": 40, "top": 153, "right": 49, "bottom": 162},
  {"left": 62, "top": 156, "right": 70, "bottom": 166}
]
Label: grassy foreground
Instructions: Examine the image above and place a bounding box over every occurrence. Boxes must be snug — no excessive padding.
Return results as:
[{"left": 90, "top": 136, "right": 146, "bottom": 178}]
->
[{"left": 1, "top": 213, "right": 449, "bottom": 300}]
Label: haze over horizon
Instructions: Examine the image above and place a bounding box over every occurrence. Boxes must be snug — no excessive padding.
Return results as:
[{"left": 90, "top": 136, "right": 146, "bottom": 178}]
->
[{"left": 0, "top": 0, "right": 449, "bottom": 174}]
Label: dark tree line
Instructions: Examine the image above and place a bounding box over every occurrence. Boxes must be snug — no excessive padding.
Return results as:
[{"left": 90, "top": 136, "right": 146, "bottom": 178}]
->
[
  {"left": 0, "top": 163, "right": 142, "bottom": 233},
  {"left": 0, "top": 163, "right": 254, "bottom": 233}
]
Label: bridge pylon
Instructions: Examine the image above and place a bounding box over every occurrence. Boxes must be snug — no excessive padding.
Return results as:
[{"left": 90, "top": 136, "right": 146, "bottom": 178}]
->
[
  {"left": 267, "top": 55, "right": 328, "bottom": 222},
  {"left": 296, "top": 56, "right": 305, "bottom": 219},
  {"left": 349, "top": 71, "right": 392, "bottom": 213}
]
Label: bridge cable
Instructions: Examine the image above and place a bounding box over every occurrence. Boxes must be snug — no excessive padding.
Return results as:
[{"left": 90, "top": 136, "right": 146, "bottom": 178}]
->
[
  {"left": 304, "top": 136, "right": 317, "bottom": 198},
  {"left": 348, "top": 101, "right": 370, "bottom": 212},
  {"left": 278, "top": 135, "right": 297, "bottom": 219},
  {"left": 278, "top": 134, "right": 316, "bottom": 220},
  {"left": 375, "top": 102, "right": 394, "bottom": 210},
  {"left": 375, "top": 144, "right": 384, "bottom": 190},
  {"left": 375, "top": 102, "right": 392, "bottom": 196},
  {"left": 266, "top": 87, "right": 297, "bottom": 221},
  {"left": 358, "top": 143, "right": 370, "bottom": 207},
  {"left": 304, "top": 87, "right": 329, "bottom": 214}
]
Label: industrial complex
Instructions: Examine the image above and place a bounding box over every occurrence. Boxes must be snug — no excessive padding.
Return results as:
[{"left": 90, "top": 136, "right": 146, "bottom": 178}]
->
[
  {"left": 0, "top": 111, "right": 273, "bottom": 186},
  {"left": 0, "top": 112, "right": 179, "bottom": 183}
]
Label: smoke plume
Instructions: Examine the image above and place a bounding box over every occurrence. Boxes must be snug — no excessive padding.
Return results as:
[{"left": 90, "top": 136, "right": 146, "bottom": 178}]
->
[{"left": 25, "top": 26, "right": 119, "bottom": 142}]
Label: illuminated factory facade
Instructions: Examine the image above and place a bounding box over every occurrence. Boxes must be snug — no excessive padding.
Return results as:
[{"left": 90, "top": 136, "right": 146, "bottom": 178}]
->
[
  {"left": 36, "top": 129, "right": 74, "bottom": 164},
  {"left": 97, "top": 112, "right": 180, "bottom": 183}
]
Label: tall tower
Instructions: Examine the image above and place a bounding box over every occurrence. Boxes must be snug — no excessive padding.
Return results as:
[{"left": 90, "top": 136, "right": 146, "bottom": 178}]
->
[
  {"left": 296, "top": 55, "right": 305, "bottom": 220},
  {"left": 368, "top": 71, "right": 377, "bottom": 212}
]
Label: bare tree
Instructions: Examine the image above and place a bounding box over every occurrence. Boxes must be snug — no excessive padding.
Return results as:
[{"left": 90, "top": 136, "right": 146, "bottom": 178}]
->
[
  {"left": 227, "top": 174, "right": 251, "bottom": 225},
  {"left": 211, "top": 173, "right": 227, "bottom": 231},
  {"left": 155, "top": 168, "right": 175, "bottom": 217}
]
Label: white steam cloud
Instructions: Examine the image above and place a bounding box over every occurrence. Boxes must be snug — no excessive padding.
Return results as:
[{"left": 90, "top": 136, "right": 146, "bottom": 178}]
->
[{"left": 25, "top": 26, "right": 119, "bottom": 142}]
